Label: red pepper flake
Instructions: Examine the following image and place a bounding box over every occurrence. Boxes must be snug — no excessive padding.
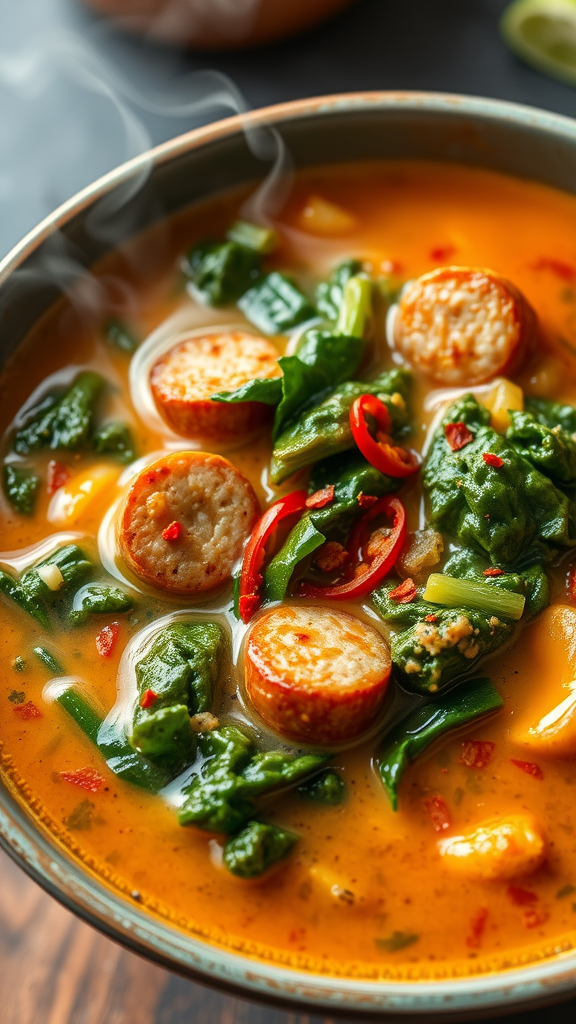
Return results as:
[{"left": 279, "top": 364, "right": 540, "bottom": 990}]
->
[
  {"left": 445, "top": 422, "right": 473, "bottom": 452},
  {"left": 95, "top": 622, "right": 120, "bottom": 658},
  {"left": 305, "top": 485, "right": 335, "bottom": 509},
  {"left": 483, "top": 452, "right": 504, "bottom": 469},
  {"left": 423, "top": 795, "right": 451, "bottom": 832},
  {"left": 13, "top": 701, "right": 42, "bottom": 721},
  {"left": 47, "top": 460, "right": 70, "bottom": 495},
  {"left": 162, "top": 520, "right": 182, "bottom": 542},
  {"left": 60, "top": 767, "right": 104, "bottom": 792},
  {"left": 510, "top": 758, "right": 544, "bottom": 780},
  {"left": 568, "top": 565, "right": 576, "bottom": 603},
  {"left": 425, "top": 613, "right": 437, "bottom": 623},
  {"left": 507, "top": 885, "right": 539, "bottom": 906},
  {"left": 140, "top": 688, "right": 158, "bottom": 709},
  {"left": 357, "top": 492, "right": 379, "bottom": 509},
  {"left": 466, "top": 907, "right": 488, "bottom": 949},
  {"left": 531, "top": 257, "right": 576, "bottom": 282},
  {"left": 483, "top": 567, "right": 504, "bottom": 577},
  {"left": 389, "top": 578, "right": 418, "bottom": 603},
  {"left": 430, "top": 244, "right": 457, "bottom": 262},
  {"left": 460, "top": 740, "right": 495, "bottom": 770},
  {"left": 523, "top": 908, "right": 549, "bottom": 929}
]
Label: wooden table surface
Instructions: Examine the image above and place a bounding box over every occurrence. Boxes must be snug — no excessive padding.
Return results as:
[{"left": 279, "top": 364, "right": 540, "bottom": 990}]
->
[{"left": 4, "top": 846, "right": 576, "bottom": 1024}]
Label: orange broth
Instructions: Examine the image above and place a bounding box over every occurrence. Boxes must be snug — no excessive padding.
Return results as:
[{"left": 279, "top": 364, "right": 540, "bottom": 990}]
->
[{"left": 3, "top": 160, "right": 576, "bottom": 979}]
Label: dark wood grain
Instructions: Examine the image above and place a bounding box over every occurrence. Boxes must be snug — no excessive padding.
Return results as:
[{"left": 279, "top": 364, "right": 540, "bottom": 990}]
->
[{"left": 3, "top": 846, "right": 576, "bottom": 1024}]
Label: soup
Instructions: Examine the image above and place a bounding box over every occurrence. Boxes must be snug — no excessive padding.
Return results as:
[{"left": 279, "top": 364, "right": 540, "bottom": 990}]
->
[{"left": 3, "top": 160, "right": 576, "bottom": 980}]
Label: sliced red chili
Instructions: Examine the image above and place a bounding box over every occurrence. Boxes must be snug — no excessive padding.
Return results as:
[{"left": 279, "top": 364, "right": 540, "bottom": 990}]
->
[
  {"left": 466, "top": 907, "right": 488, "bottom": 949},
  {"left": 162, "top": 520, "right": 182, "bottom": 542},
  {"left": 239, "top": 490, "right": 307, "bottom": 623},
  {"left": 96, "top": 622, "right": 120, "bottom": 658},
  {"left": 460, "top": 740, "right": 495, "bottom": 769},
  {"left": 507, "top": 885, "right": 538, "bottom": 906},
  {"left": 532, "top": 257, "right": 576, "bottom": 282},
  {"left": 483, "top": 452, "right": 504, "bottom": 469},
  {"left": 305, "top": 485, "right": 335, "bottom": 510},
  {"left": 299, "top": 494, "right": 407, "bottom": 601},
  {"left": 445, "top": 422, "right": 473, "bottom": 452},
  {"left": 484, "top": 568, "right": 504, "bottom": 577},
  {"left": 510, "top": 759, "right": 544, "bottom": 780},
  {"left": 357, "top": 492, "right": 378, "bottom": 509},
  {"left": 350, "top": 394, "right": 420, "bottom": 478},
  {"left": 140, "top": 688, "right": 158, "bottom": 709},
  {"left": 60, "top": 767, "right": 104, "bottom": 792},
  {"left": 430, "top": 244, "right": 457, "bottom": 262},
  {"left": 423, "top": 795, "right": 451, "bottom": 832},
  {"left": 47, "top": 460, "right": 70, "bottom": 495},
  {"left": 425, "top": 614, "right": 437, "bottom": 623},
  {"left": 388, "top": 578, "right": 417, "bottom": 603},
  {"left": 13, "top": 701, "right": 42, "bottom": 721}
]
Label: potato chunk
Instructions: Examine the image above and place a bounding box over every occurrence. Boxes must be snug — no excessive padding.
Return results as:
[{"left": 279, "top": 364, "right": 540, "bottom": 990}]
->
[
  {"left": 150, "top": 330, "right": 281, "bottom": 443},
  {"left": 244, "top": 605, "right": 391, "bottom": 744},
  {"left": 393, "top": 267, "right": 537, "bottom": 385},
  {"left": 438, "top": 814, "right": 545, "bottom": 881},
  {"left": 118, "top": 451, "right": 259, "bottom": 595}
]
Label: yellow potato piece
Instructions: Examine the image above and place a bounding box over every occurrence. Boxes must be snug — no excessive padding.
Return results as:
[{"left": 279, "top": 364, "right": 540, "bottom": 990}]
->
[
  {"left": 521, "top": 683, "right": 576, "bottom": 758},
  {"left": 483, "top": 376, "right": 524, "bottom": 432},
  {"left": 438, "top": 814, "right": 545, "bottom": 881},
  {"left": 48, "top": 463, "right": 121, "bottom": 526},
  {"left": 298, "top": 195, "right": 357, "bottom": 235}
]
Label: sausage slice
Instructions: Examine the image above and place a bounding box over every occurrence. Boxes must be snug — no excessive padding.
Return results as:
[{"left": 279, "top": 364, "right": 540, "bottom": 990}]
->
[
  {"left": 393, "top": 267, "right": 537, "bottom": 385},
  {"left": 244, "top": 605, "right": 391, "bottom": 745},
  {"left": 150, "top": 330, "right": 281, "bottom": 443},
  {"left": 118, "top": 451, "right": 259, "bottom": 594}
]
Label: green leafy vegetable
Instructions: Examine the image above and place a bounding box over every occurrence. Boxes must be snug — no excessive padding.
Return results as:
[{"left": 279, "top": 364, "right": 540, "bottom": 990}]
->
[
  {"left": 185, "top": 240, "right": 261, "bottom": 305},
  {"left": 33, "top": 646, "right": 64, "bottom": 675},
  {"left": 3, "top": 464, "right": 40, "bottom": 515},
  {"left": 11, "top": 659, "right": 26, "bottom": 675},
  {"left": 297, "top": 768, "right": 346, "bottom": 805},
  {"left": 21, "top": 544, "right": 91, "bottom": 604},
  {"left": 69, "top": 585, "right": 134, "bottom": 625},
  {"left": 8, "top": 688, "right": 25, "bottom": 701},
  {"left": 226, "top": 220, "right": 277, "bottom": 254},
  {"left": 0, "top": 569, "right": 50, "bottom": 629},
  {"left": 238, "top": 271, "right": 316, "bottom": 334},
  {"left": 93, "top": 422, "right": 136, "bottom": 464},
  {"left": 376, "top": 931, "right": 420, "bottom": 953},
  {"left": 507, "top": 410, "right": 576, "bottom": 488},
  {"left": 178, "top": 724, "right": 327, "bottom": 834},
  {"left": 525, "top": 396, "right": 576, "bottom": 434},
  {"left": 376, "top": 677, "right": 503, "bottom": 810},
  {"left": 223, "top": 821, "right": 298, "bottom": 878},
  {"left": 13, "top": 372, "right": 105, "bottom": 454},
  {"left": 105, "top": 319, "right": 139, "bottom": 353},
  {"left": 316, "top": 259, "right": 362, "bottom": 321}
]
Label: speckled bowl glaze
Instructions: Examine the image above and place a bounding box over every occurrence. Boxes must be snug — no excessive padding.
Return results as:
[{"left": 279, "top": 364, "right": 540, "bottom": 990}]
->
[{"left": 2, "top": 93, "right": 576, "bottom": 1020}]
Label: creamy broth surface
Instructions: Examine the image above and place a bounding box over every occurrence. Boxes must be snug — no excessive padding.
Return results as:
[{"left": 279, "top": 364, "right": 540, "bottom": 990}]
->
[{"left": 3, "top": 160, "right": 576, "bottom": 978}]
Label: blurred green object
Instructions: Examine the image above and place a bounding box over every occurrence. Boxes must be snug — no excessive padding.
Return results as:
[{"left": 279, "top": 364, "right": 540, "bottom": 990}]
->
[{"left": 501, "top": 0, "right": 576, "bottom": 86}]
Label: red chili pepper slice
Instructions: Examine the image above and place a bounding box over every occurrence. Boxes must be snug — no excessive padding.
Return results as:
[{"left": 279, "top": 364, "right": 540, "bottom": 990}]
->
[
  {"left": 445, "top": 422, "right": 473, "bottom": 452},
  {"left": 423, "top": 794, "right": 451, "bottom": 832},
  {"left": 140, "top": 688, "right": 158, "bottom": 709},
  {"left": 47, "top": 460, "right": 70, "bottom": 495},
  {"left": 388, "top": 578, "right": 417, "bottom": 603},
  {"left": 162, "top": 520, "right": 182, "bottom": 542},
  {"left": 350, "top": 394, "right": 420, "bottom": 478},
  {"left": 430, "top": 244, "right": 457, "bottom": 262},
  {"left": 299, "top": 494, "right": 407, "bottom": 601},
  {"left": 484, "top": 568, "right": 504, "bottom": 577},
  {"left": 13, "top": 701, "right": 42, "bottom": 721},
  {"left": 460, "top": 740, "right": 495, "bottom": 769},
  {"left": 507, "top": 885, "right": 538, "bottom": 906},
  {"left": 510, "top": 758, "right": 544, "bottom": 780},
  {"left": 483, "top": 452, "right": 504, "bottom": 469},
  {"left": 466, "top": 907, "right": 488, "bottom": 949},
  {"left": 425, "top": 613, "right": 437, "bottom": 623},
  {"left": 96, "top": 622, "right": 120, "bottom": 658},
  {"left": 357, "top": 492, "right": 378, "bottom": 509},
  {"left": 60, "top": 767, "right": 104, "bottom": 792},
  {"left": 305, "top": 485, "right": 335, "bottom": 510},
  {"left": 238, "top": 490, "right": 308, "bottom": 623},
  {"left": 531, "top": 257, "right": 576, "bottom": 282}
]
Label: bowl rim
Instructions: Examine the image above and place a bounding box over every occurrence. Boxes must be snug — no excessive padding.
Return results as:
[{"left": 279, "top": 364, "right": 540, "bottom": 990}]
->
[{"left": 3, "top": 90, "right": 576, "bottom": 1017}]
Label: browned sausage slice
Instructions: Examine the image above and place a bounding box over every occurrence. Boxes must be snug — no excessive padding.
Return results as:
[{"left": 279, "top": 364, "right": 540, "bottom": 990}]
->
[
  {"left": 244, "top": 605, "right": 391, "bottom": 745},
  {"left": 118, "top": 451, "right": 259, "bottom": 594},
  {"left": 393, "top": 267, "right": 537, "bottom": 385},
  {"left": 150, "top": 330, "right": 281, "bottom": 443}
]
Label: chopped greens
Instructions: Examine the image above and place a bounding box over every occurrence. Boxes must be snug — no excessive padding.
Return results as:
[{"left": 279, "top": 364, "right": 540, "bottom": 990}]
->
[
  {"left": 238, "top": 271, "right": 316, "bottom": 334},
  {"left": 316, "top": 259, "right": 363, "bottom": 321},
  {"left": 223, "top": 821, "right": 298, "bottom": 878},
  {"left": 69, "top": 585, "right": 134, "bottom": 625},
  {"left": 184, "top": 239, "right": 261, "bottom": 306},
  {"left": 297, "top": 769, "right": 346, "bottom": 805},
  {"left": 3, "top": 464, "right": 40, "bottom": 515},
  {"left": 13, "top": 372, "right": 105, "bottom": 454},
  {"left": 105, "top": 319, "right": 139, "bottom": 353},
  {"left": 93, "top": 421, "right": 136, "bottom": 464},
  {"left": 33, "top": 646, "right": 64, "bottom": 675}
]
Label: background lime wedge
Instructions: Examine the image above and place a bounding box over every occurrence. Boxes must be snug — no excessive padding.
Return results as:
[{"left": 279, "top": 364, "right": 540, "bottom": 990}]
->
[{"left": 501, "top": 0, "right": 576, "bottom": 86}]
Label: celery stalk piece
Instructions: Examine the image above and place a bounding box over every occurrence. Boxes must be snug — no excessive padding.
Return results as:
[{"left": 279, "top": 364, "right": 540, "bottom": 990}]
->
[
  {"left": 226, "top": 220, "right": 278, "bottom": 254},
  {"left": 335, "top": 276, "right": 372, "bottom": 339},
  {"left": 423, "top": 573, "right": 525, "bottom": 621}
]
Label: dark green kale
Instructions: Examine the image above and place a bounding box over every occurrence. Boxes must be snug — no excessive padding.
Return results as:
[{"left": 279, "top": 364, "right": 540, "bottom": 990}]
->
[
  {"left": 105, "top": 319, "right": 139, "bottom": 353},
  {"left": 178, "top": 725, "right": 327, "bottom": 834},
  {"left": 270, "top": 366, "right": 412, "bottom": 484},
  {"left": 69, "top": 585, "right": 134, "bottom": 625},
  {"left": 184, "top": 239, "right": 262, "bottom": 306},
  {"left": 506, "top": 410, "right": 576, "bottom": 488},
  {"left": 376, "top": 677, "right": 503, "bottom": 810},
  {"left": 297, "top": 768, "right": 346, "bottom": 805},
  {"left": 525, "top": 396, "right": 576, "bottom": 434},
  {"left": 13, "top": 372, "right": 105, "bottom": 454},
  {"left": 424, "top": 395, "right": 576, "bottom": 566},
  {"left": 93, "top": 422, "right": 136, "bottom": 464},
  {"left": 238, "top": 271, "right": 316, "bottom": 334},
  {"left": 3, "top": 464, "right": 40, "bottom": 515},
  {"left": 316, "top": 259, "right": 362, "bottom": 321},
  {"left": 223, "top": 821, "right": 298, "bottom": 878},
  {"left": 0, "top": 569, "right": 50, "bottom": 629},
  {"left": 21, "top": 544, "right": 92, "bottom": 604}
]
